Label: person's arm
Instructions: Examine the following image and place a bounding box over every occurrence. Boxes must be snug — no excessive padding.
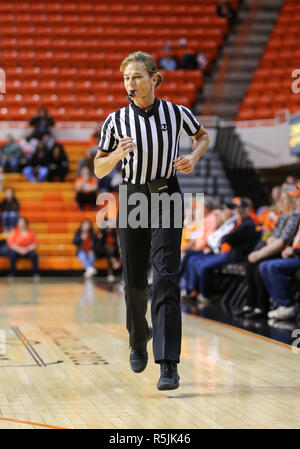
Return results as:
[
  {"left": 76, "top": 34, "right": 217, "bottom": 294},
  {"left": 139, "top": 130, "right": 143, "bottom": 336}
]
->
[
  {"left": 173, "top": 126, "right": 210, "bottom": 174},
  {"left": 222, "top": 221, "right": 254, "bottom": 246},
  {"left": 94, "top": 137, "right": 136, "bottom": 179},
  {"left": 249, "top": 238, "right": 285, "bottom": 262},
  {"left": 73, "top": 229, "right": 83, "bottom": 246}
]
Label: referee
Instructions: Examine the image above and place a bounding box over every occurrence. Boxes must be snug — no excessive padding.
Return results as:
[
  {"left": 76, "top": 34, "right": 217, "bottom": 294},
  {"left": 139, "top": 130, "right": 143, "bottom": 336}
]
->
[{"left": 94, "top": 51, "right": 209, "bottom": 390}]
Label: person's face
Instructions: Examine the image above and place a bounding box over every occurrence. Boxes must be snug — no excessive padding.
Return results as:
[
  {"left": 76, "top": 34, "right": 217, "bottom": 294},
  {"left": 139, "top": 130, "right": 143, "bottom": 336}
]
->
[
  {"left": 81, "top": 167, "right": 90, "bottom": 178},
  {"left": 123, "top": 62, "right": 157, "bottom": 100},
  {"left": 18, "top": 218, "right": 27, "bottom": 230},
  {"left": 222, "top": 206, "right": 234, "bottom": 221},
  {"left": 286, "top": 176, "right": 296, "bottom": 185},
  {"left": 271, "top": 186, "right": 281, "bottom": 202},
  {"left": 5, "top": 189, "right": 13, "bottom": 200},
  {"left": 280, "top": 193, "right": 293, "bottom": 213},
  {"left": 82, "top": 221, "right": 90, "bottom": 232},
  {"left": 53, "top": 147, "right": 60, "bottom": 158}
]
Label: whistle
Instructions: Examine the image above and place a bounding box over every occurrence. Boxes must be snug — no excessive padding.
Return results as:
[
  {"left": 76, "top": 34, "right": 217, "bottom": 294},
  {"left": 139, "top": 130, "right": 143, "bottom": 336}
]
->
[{"left": 127, "top": 90, "right": 136, "bottom": 101}]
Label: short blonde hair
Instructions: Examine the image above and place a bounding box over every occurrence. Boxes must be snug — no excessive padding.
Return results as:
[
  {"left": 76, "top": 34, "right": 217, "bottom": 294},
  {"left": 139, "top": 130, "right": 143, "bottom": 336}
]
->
[{"left": 120, "top": 51, "right": 163, "bottom": 88}]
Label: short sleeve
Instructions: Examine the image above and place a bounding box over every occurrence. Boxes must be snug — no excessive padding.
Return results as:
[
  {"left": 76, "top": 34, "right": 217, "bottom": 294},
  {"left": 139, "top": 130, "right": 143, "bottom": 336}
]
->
[
  {"left": 280, "top": 212, "right": 300, "bottom": 244},
  {"left": 180, "top": 106, "right": 201, "bottom": 136},
  {"left": 98, "top": 115, "right": 118, "bottom": 153}
]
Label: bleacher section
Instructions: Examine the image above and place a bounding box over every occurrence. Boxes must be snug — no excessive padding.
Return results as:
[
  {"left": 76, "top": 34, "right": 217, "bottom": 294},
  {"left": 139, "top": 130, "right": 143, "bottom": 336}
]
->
[
  {"left": 237, "top": 0, "right": 300, "bottom": 121},
  {"left": 0, "top": 144, "right": 111, "bottom": 273},
  {"left": 0, "top": 0, "right": 241, "bottom": 122}
]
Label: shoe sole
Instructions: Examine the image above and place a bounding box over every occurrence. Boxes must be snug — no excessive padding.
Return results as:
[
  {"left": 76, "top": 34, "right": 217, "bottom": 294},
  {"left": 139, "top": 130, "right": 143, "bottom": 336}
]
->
[
  {"left": 157, "top": 376, "right": 180, "bottom": 391},
  {"left": 157, "top": 378, "right": 180, "bottom": 391},
  {"left": 131, "top": 358, "right": 148, "bottom": 373}
]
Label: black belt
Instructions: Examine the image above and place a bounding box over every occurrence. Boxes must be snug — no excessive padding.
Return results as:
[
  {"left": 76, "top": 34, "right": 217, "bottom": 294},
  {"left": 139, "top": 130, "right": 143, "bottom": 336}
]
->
[{"left": 122, "top": 176, "right": 179, "bottom": 195}]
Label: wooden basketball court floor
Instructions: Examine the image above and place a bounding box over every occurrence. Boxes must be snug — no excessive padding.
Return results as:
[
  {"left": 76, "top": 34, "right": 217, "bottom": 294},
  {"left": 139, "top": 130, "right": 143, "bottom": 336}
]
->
[{"left": 0, "top": 277, "right": 299, "bottom": 429}]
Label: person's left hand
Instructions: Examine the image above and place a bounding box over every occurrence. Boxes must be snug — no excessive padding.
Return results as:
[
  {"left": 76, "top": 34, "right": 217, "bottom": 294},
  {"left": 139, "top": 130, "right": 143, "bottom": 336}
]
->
[
  {"left": 248, "top": 251, "right": 261, "bottom": 263},
  {"left": 173, "top": 154, "right": 197, "bottom": 174}
]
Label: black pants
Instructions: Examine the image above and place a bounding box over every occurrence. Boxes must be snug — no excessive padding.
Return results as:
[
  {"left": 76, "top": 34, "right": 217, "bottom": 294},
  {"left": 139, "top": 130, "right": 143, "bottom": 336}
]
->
[
  {"left": 9, "top": 250, "right": 39, "bottom": 275},
  {"left": 76, "top": 192, "right": 97, "bottom": 210},
  {"left": 117, "top": 177, "right": 183, "bottom": 364},
  {"left": 245, "top": 253, "right": 282, "bottom": 313}
]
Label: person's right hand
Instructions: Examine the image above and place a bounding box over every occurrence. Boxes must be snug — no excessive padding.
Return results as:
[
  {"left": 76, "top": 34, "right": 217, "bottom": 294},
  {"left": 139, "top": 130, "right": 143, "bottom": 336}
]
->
[
  {"left": 115, "top": 137, "right": 136, "bottom": 161},
  {"left": 282, "top": 246, "right": 293, "bottom": 259}
]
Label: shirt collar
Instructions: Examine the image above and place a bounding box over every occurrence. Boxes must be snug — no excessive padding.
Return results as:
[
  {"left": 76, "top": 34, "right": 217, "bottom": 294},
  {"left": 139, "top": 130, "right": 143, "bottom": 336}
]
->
[{"left": 130, "top": 97, "right": 160, "bottom": 118}]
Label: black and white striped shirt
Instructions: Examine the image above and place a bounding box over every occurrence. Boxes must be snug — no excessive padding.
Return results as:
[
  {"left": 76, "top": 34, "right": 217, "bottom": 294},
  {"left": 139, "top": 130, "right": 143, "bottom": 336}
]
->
[{"left": 98, "top": 97, "right": 201, "bottom": 184}]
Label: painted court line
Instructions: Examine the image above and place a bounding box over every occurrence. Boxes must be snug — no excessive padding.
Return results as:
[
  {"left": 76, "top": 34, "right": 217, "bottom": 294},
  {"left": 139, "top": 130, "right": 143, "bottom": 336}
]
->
[{"left": 0, "top": 417, "right": 68, "bottom": 429}]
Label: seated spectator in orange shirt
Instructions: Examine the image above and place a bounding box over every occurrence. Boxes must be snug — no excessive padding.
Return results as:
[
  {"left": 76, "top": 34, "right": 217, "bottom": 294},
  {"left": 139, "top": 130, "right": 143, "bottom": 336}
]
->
[
  {"left": 75, "top": 166, "right": 98, "bottom": 211},
  {"left": 256, "top": 186, "right": 282, "bottom": 233},
  {"left": 7, "top": 217, "right": 39, "bottom": 277},
  {"left": 184, "top": 196, "right": 220, "bottom": 252}
]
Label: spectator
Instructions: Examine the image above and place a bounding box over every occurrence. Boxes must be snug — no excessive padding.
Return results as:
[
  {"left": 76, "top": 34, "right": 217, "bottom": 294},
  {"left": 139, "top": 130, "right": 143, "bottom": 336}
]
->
[
  {"left": 259, "top": 185, "right": 300, "bottom": 321},
  {"left": 18, "top": 136, "right": 39, "bottom": 172},
  {"left": 22, "top": 142, "right": 49, "bottom": 183},
  {"left": 0, "top": 135, "right": 21, "bottom": 173},
  {"left": 78, "top": 148, "right": 97, "bottom": 176},
  {"left": 256, "top": 186, "right": 282, "bottom": 232},
  {"left": 30, "top": 107, "right": 55, "bottom": 140},
  {"left": 216, "top": 0, "right": 237, "bottom": 25},
  {"left": 285, "top": 175, "right": 297, "bottom": 186},
  {"left": 95, "top": 224, "right": 122, "bottom": 283},
  {"left": 177, "top": 38, "right": 198, "bottom": 70},
  {"left": 183, "top": 196, "right": 220, "bottom": 252},
  {"left": 184, "top": 198, "right": 258, "bottom": 302},
  {"left": 48, "top": 143, "right": 69, "bottom": 182},
  {"left": 196, "top": 51, "right": 208, "bottom": 71},
  {"left": 180, "top": 196, "right": 220, "bottom": 291},
  {"left": 0, "top": 166, "right": 4, "bottom": 192},
  {"left": 73, "top": 219, "right": 98, "bottom": 278},
  {"left": 41, "top": 132, "right": 55, "bottom": 152},
  {"left": 235, "top": 188, "right": 300, "bottom": 319},
  {"left": 75, "top": 166, "right": 98, "bottom": 211},
  {"left": 158, "top": 41, "right": 178, "bottom": 71},
  {"left": 7, "top": 217, "right": 39, "bottom": 278},
  {"left": 0, "top": 188, "right": 20, "bottom": 234}
]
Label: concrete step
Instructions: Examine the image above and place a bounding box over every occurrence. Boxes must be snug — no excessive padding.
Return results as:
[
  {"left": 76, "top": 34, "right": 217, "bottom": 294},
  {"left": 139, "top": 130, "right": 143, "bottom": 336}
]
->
[
  {"left": 202, "top": 83, "right": 248, "bottom": 102},
  {"left": 223, "top": 45, "right": 264, "bottom": 58},
  {"left": 243, "top": 0, "right": 284, "bottom": 9},
  {"left": 238, "top": 11, "right": 279, "bottom": 22},
  {"left": 227, "top": 33, "right": 269, "bottom": 46},
  {"left": 215, "top": 57, "right": 259, "bottom": 72}
]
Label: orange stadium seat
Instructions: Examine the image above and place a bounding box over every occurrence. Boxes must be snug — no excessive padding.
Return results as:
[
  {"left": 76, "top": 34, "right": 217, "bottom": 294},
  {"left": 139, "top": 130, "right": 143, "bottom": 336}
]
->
[
  {"left": 0, "top": 0, "right": 228, "bottom": 120},
  {"left": 238, "top": 0, "right": 300, "bottom": 120}
]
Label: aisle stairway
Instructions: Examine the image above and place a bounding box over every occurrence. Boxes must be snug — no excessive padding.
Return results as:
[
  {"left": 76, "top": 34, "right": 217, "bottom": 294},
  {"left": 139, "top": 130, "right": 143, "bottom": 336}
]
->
[
  {"left": 0, "top": 0, "right": 242, "bottom": 122},
  {"left": 0, "top": 144, "right": 111, "bottom": 272},
  {"left": 195, "top": 0, "right": 284, "bottom": 120}
]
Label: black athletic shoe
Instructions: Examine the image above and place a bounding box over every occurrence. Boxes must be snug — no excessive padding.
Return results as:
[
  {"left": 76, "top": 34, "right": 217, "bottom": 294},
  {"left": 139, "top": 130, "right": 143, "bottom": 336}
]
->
[
  {"left": 157, "top": 360, "right": 180, "bottom": 391},
  {"left": 129, "top": 326, "right": 152, "bottom": 373},
  {"left": 244, "top": 310, "right": 267, "bottom": 319}
]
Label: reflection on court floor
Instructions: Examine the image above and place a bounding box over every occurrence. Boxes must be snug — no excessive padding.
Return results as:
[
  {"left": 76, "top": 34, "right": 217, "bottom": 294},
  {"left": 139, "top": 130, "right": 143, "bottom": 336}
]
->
[{"left": 0, "top": 278, "right": 299, "bottom": 429}]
